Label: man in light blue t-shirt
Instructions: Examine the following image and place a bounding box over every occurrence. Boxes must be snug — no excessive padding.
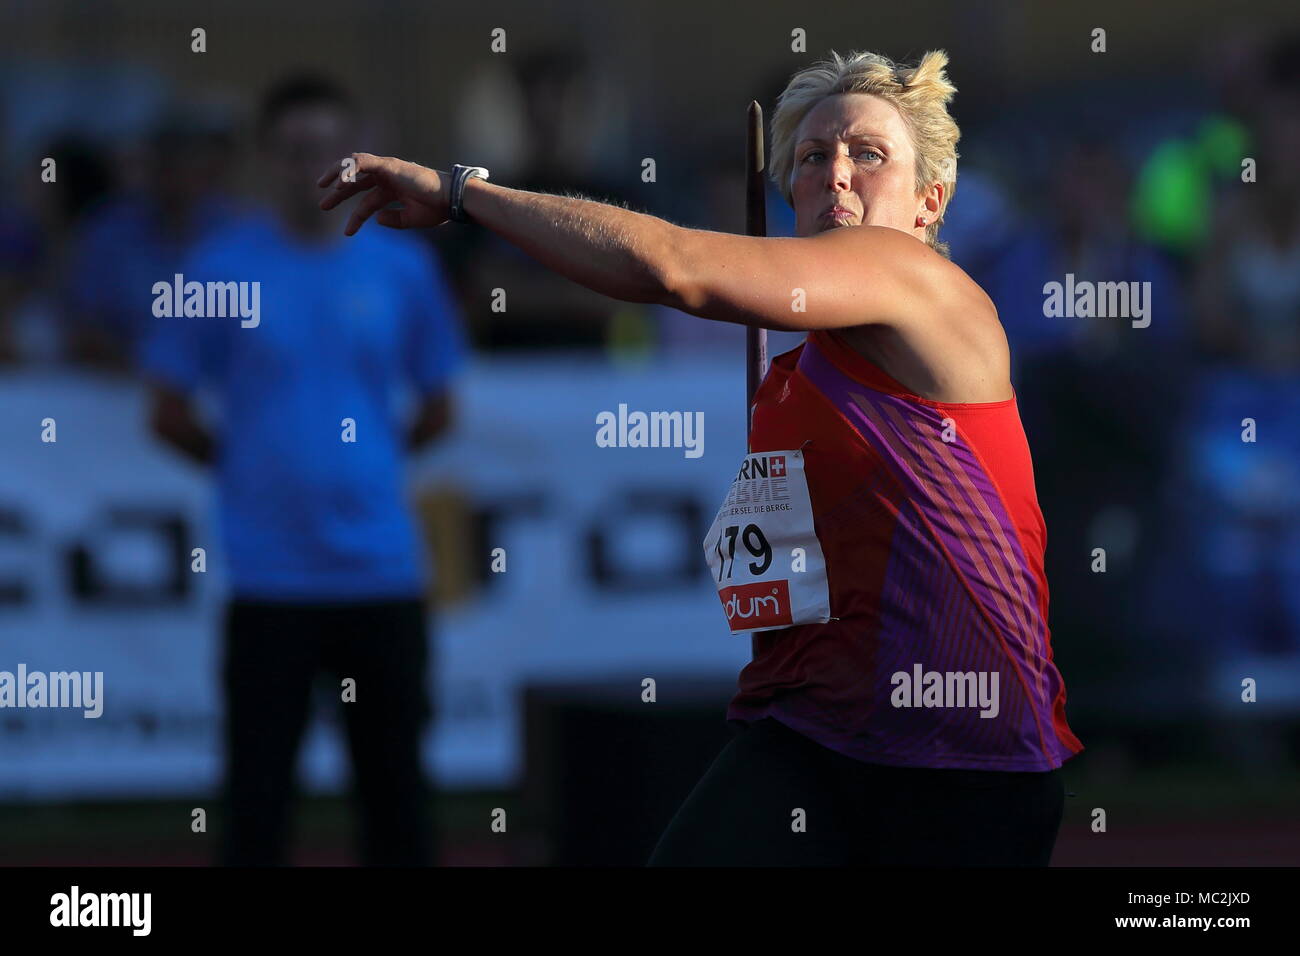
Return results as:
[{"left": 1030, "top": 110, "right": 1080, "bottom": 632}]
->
[{"left": 142, "top": 76, "right": 465, "bottom": 866}]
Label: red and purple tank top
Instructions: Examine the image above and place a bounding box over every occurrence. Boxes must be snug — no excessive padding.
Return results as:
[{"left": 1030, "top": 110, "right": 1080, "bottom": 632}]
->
[{"left": 727, "top": 328, "right": 1084, "bottom": 771}]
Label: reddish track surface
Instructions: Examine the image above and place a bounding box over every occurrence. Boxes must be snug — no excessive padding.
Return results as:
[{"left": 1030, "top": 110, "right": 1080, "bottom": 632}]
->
[
  {"left": 8, "top": 821, "right": 1300, "bottom": 866},
  {"left": 4, "top": 841, "right": 518, "bottom": 867},
  {"left": 1053, "top": 817, "right": 1300, "bottom": 866}
]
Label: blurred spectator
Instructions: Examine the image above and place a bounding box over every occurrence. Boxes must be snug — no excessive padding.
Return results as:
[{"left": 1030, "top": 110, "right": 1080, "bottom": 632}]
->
[
  {"left": 449, "top": 49, "right": 636, "bottom": 350},
  {"left": 1, "top": 136, "right": 112, "bottom": 364},
  {"left": 987, "top": 140, "right": 1185, "bottom": 368},
  {"left": 1184, "top": 70, "right": 1300, "bottom": 660},
  {"left": 0, "top": 201, "right": 45, "bottom": 364},
  {"left": 1131, "top": 115, "right": 1250, "bottom": 264},
  {"left": 649, "top": 139, "right": 803, "bottom": 360},
  {"left": 983, "top": 139, "right": 1189, "bottom": 691},
  {"left": 941, "top": 164, "right": 1019, "bottom": 293},
  {"left": 62, "top": 107, "right": 243, "bottom": 371},
  {"left": 1129, "top": 31, "right": 1300, "bottom": 272},
  {"left": 140, "top": 76, "right": 467, "bottom": 865}
]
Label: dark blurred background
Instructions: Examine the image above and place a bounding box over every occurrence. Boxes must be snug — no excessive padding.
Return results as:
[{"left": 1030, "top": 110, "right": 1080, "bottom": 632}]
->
[{"left": 2, "top": 0, "right": 1300, "bottom": 866}]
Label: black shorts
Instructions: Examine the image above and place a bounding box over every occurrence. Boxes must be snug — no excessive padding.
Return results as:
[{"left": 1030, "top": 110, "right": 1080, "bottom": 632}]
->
[{"left": 647, "top": 716, "right": 1066, "bottom": 866}]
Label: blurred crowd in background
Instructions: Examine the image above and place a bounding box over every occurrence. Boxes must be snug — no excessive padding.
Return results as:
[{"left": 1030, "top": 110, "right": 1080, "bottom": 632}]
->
[{"left": 2, "top": 23, "right": 1300, "bottom": 726}]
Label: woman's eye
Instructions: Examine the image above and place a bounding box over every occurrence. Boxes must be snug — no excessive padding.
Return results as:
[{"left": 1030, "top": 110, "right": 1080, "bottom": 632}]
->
[{"left": 801, "top": 148, "right": 881, "bottom": 164}]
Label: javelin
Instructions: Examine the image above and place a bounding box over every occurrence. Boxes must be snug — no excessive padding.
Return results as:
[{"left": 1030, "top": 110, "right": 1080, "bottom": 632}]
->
[{"left": 745, "top": 101, "right": 769, "bottom": 440}]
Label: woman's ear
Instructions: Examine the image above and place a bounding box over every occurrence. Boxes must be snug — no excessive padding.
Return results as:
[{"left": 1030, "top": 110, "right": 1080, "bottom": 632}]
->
[{"left": 915, "top": 183, "right": 943, "bottom": 227}]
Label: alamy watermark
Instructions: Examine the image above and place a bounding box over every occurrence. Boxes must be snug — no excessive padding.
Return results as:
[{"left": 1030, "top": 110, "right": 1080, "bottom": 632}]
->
[
  {"left": 596, "top": 403, "right": 704, "bottom": 458},
  {"left": 152, "top": 273, "right": 260, "bottom": 327},
  {"left": 0, "top": 664, "right": 103, "bottom": 718},
  {"left": 50, "top": 886, "right": 150, "bottom": 936},
  {"left": 1042, "top": 273, "right": 1151, "bottom": 328},
  {"left": 890, "top": 664, "right": 999, "bottom": 718}
]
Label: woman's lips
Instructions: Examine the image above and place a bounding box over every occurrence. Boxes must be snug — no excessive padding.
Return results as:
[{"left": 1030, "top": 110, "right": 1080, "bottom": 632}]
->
[{"left": 823, "top": 207, "right": 856, "bottom": 224}]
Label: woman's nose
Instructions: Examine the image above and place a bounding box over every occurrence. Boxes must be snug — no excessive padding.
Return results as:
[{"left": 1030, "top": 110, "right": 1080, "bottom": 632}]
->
[{"left": 825, "top": 152, "right": 853, "bottom": 190}]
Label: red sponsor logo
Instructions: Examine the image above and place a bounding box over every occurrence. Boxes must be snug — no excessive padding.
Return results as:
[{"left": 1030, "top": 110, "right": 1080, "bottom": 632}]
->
[
  {"left": 719, "top": 580, "right": 791, "bottom": 631},
  {"left": 769, "top": 455, "right": 786, "bottom": 477}
]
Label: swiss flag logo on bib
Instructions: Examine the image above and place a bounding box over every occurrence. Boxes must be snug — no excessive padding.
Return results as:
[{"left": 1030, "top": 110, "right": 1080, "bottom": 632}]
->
[{"left": 769, "top": 456, "right": 786, "bottom": 477}]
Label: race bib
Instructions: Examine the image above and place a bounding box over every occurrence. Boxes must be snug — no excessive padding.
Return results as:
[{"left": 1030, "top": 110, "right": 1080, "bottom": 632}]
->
[{"left": 703, "top": 449, "right": 831, "bottom": 633}]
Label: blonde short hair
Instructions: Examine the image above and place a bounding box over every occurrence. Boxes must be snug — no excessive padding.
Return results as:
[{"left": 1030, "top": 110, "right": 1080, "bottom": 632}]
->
[{"left": 769, "top": 49, "right": 960, "bottom": 257}]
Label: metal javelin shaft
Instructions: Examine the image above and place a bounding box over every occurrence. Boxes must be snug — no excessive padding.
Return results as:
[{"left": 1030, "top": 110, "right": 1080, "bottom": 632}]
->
[{"left": 745, "top": 100, "right": 769, "bottom": 440}]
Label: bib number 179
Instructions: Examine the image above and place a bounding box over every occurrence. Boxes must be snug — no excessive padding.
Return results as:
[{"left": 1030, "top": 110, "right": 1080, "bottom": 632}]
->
[
  {"left": 702, "top": 449, "right": 831, "bottom": 634},
  {"left": 713, "top": 523, "right": 772, "bottom": 580}
]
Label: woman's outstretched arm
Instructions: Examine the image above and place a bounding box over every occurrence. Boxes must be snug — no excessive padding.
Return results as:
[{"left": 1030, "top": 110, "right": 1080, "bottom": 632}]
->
[{"left": 319, "top": 152, "right": 970, "bottom": 333}]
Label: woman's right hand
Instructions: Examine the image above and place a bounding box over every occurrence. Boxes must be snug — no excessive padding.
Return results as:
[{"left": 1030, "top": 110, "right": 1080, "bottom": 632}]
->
[{"left": 317, "top": 153, "right": 450, "bottom": 235}]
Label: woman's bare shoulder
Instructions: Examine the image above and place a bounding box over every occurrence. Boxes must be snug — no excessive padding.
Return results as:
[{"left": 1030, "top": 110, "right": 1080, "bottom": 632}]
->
[{"left": 902, "top": 266, "right": 1012, "bottom": 401}]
